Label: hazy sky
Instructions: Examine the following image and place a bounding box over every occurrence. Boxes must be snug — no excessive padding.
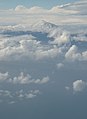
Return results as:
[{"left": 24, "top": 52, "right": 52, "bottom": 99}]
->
[{"left": 0, "top": 0, "right": 80, "bottom": 9}]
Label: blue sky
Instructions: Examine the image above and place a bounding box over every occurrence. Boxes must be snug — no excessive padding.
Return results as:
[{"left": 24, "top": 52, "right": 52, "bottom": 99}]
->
[{"left": 0, "top": 0, "right": 80, "bottom": 9}]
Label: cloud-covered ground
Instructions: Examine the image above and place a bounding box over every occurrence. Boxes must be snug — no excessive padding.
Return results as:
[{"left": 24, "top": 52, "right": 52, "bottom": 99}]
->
[{"left": 0, "top": 1, "right": 87, "bottom": 119}]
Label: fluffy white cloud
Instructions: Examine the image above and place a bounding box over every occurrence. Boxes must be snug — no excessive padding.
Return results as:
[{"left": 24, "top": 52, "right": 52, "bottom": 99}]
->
[
  {"left": 65, "top": 79, "right": 87, "bottom": 93},
  {"left": 34, "top": 76, "right": 49, "bottom": 84},
  {"left": 0, "top": 71, "right": 49, "bottom": 85},
  {"left": 73, "top": 80, "right": 87, "bottom": 92},
  {"left": 65, "top": 45, "right": 81, "bottom": 61},
  {"left": 0, "top": 23, "right": 87, "bottom": 63},
  {"left": 9, "top": 72, "right": 32, "bottom": 84},
  {"left": 65, "top": 45, "right": 87, "bottom": 61},
  {"left": 49, "top": 31, "right": 70, "bottom": 46},
  {"left": 0, "top": 20, "right": 87, "bottom": 63},
  {"left": 35, "top": 46, "right": 60, "bottom": 60},
  {"left": 0, "top": 32, "right": 62, "bottom": 61}
]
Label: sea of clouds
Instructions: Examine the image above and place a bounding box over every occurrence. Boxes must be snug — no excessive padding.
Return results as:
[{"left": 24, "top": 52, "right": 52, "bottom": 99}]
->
[{"left": 0, "top": 0, "right": 87, "bottom": 104}]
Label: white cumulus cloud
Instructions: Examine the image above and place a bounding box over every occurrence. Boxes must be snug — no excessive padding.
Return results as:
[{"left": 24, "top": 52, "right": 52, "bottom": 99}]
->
[
  {"left": 73, "top": 80, "right": 87, "bottom": 92},
  {"left": 65, "top": 45, "right": 81, "bottom": 61},
  {"left": 9, "top": 72, "right": 49, "bottom": 85}
]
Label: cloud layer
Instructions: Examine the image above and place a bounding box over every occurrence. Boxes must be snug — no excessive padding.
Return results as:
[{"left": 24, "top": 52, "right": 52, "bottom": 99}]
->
[
  {"left": 0, "top": 21, "right": 87, "bottom": 62},
  {"left": 14, "top": 0, "right": 87, "bottom": 15},
  {"left": 0, "top": 0, "right": 87, "bottom": 104},
  {"left": 0, "top": 0, "right": 87, "bottom": 25}
]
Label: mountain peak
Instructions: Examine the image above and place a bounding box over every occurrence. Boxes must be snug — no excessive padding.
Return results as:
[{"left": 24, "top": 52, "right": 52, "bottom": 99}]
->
[{"left": 32, "top": 20, "right": 58, "bottom": 32}]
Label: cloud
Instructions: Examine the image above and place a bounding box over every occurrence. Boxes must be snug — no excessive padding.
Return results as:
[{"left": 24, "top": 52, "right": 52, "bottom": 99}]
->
[
  {"left": 0, "top": 72, "right": 9, "bottom": 82},
  {"left": 9, "top": 72, "right": 49, "bottom": 85},
  {"left": 9, "top": 72, "right": 32, "bottom": 84},
  {"left": 49, "top": 31, "right": 70, "bottom": 46},
  {"left": 34, "top": 76, "right": 49, "bottom": 84},
  {"left": 0, "top": 20, "right": 87, "bottom": 63},
  {"left": 57, "top": 63, "right": 64, "bottom": 69},
  {"left": 65, "top": 79, "right": 87, "bottom": 93},
  {"left": 15, "top": 5, "right": 28, "bottom": 12},
  {"left": 0, "top": 90, "right": 12, "bottom": 98},
  {"left": 13, "top": 0, "right": 87, "bottom": 15},
  {"left": 35, "top": 46, "right": 60, "bottom": 60},
  {"left": 0, "top": 0, "right": 87, "bottom": 106},
  {"left": 28, "top": 6, "right": 48, "bottom": 14},
  {"left": 0, "top": 0, "right": 87, "bottom": 25},
  {"left": 50, "top": 6, "right": 78, "bottom": 14},
  {"left": 32, "top": 90, "right": 40, "bottom": 94},
  {"left": 17, "top": 89, "right": 40, "bottom": 99},
  {"left": 14, "top": 4, "right": 78, "bottom": 15},
  {"left": 0, "top": 71, "right": 49, "bottom": 85},
  {"left": 0, "top": 89, "right": 40, "bottom": 103},
  {"left": 65, "top": 45, "right": 87, "bottom": 62},
  {"left": 0, "top": 23, "right": 87, "bottom": 63},
  {"left": 15, "top": 5, "right": 48, "bottom": 14},
  {"left": 25, "top": 93, "right": 36, "bottom": 99},
  {"left": 65, "top": 86, "right": 70, "bottom": 91},
  {"left": 0, "top": 31, "right": 62, "bottom": 61},
  {"left": 82, "top": 51, "right": 87, "bottom": 61},
  {"left": 63, "top": 0, "right": 87, "bottom": 15},
  {"left": 73, "top": 32, "right": 87, "bottom": 42},
  {"left": 73, "top": 80, "right": 87, "bottom": 92},
  {"left": 65, "top": 45, "right": 81, "bottom": 61},
  {"left": 13, "top": 0, "right": 87, "bottom": 25},
  {"left": 50, "top": 0, "right": 87, "bottom": 15}
]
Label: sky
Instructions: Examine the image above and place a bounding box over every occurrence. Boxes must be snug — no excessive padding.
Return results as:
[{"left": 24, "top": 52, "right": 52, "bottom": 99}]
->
[{"left": 0, "top": 0, "right": 80, "bottom": 9}]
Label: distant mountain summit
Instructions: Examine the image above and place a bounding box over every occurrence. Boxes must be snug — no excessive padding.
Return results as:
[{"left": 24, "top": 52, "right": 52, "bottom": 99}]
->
[{"left": 32, "top": 20, "right": 58, "bottom": 32}]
